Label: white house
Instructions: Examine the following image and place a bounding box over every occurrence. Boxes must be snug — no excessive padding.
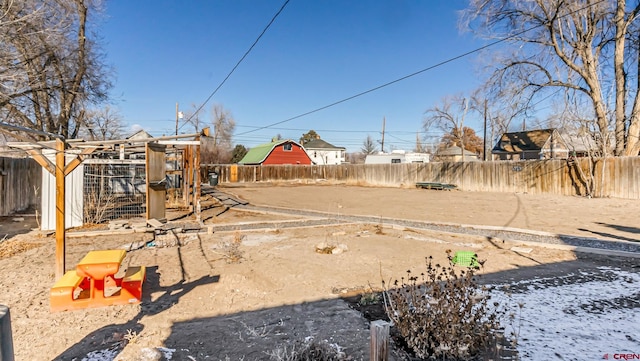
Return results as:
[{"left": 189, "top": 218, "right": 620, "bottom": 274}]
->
[
  {"left": 364, "top": 150, "right": 431, "bottom": 164},
  {"left": 303, "top": 138, "right": 346, "bottom": 165}
]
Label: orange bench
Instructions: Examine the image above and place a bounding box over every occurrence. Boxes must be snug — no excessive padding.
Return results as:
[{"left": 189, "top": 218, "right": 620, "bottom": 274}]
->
[
  {"left": 50, "top": 271, "right": 90, "bottom": 310},
  {"left": 50, "top": 250, "right": 145, "bottom": 312}
]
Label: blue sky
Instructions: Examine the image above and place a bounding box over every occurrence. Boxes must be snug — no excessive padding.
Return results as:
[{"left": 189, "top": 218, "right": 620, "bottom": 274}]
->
[{"left": 100, "top": 1, "right": 488, "bottom": 152}]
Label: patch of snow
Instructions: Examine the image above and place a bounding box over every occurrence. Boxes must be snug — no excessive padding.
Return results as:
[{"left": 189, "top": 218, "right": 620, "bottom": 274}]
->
[
  {"left": 157, "top": 347, "right": 176, "bottom": 359},
  {"left": 491, "top": 267, "right": 640, "bottom": 360},
  {"left": 80, "top": 348, "right": 119, "bottom": 361}
]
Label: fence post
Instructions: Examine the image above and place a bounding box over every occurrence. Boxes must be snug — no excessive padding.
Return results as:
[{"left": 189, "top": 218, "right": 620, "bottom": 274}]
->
[
  {"left": 370, "top": 320, "right": 389, "bottom": 361},
  {"left": 0, "top": 304, "right": 15, "bottom": 361}
]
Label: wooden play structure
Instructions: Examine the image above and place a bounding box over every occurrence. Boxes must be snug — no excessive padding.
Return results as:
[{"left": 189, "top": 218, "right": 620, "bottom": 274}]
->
[
  {"left": 0, "top": 123, "right": 212, "bottom": 315},
  {"left": 5, "top": 128, "right": 209, "bottom": 280},
  {"left": 50, "top": 250, "right": 145, "bottom": 312}
]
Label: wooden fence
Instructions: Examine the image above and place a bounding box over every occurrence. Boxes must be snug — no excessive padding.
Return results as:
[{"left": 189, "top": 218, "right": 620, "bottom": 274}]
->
[
  {"left": 0, "top": 157, "right": 41, "bottom": 216},
  {"left": 202, "top": 156, "right": 640, "bottom": 199}
]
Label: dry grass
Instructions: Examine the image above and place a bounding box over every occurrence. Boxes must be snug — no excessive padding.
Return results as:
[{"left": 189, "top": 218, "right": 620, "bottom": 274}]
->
[{"left": 0, "top": 239, "right": 43, "bottom": 259}]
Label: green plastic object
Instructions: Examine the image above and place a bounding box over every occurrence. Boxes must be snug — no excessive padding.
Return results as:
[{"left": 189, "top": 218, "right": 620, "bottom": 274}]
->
[{"left": 452, "top": 251, "right": 479, "bottom": 267}]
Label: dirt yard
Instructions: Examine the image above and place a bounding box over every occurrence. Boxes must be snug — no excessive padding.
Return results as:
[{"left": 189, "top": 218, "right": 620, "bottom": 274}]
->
[{"left": 0, "top": 184, "right": 639, "bottom": 360}]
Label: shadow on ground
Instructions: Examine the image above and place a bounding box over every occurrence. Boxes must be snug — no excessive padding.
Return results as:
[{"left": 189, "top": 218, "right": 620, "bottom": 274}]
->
[
  {"left": 54, "top": 251, "right": 640, "bottom": 361},
  {"left": 54, "top": 266, "right": 220, "bottom": 360},
  {"left": 0, "top": 214, "right": 39, "bottom": 239}
]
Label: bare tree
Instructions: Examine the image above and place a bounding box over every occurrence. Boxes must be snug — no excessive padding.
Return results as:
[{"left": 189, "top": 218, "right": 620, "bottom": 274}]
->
[
  {"left": 361, "top": 135, "right": 378, "bottom": 154},
  {"left": 182, "top": 103, "right": 206, "bottom": 133},
  {"left": 205, "top": 104, "right": 236, "bottom": 164},
  {"left": 79, "top": 106, "right": 125, "bottom": 140},
  {"left": 423, "top": 95, "right": 476, "bottom": 156},
  {"left": 0, "top": 0, "right": 111, "bottom": 140},
  {"left": 462, "top": 0, "right": 640, "bottom": 156},
  {"left": 414, "top": 132, "right": 424, "bottom": 153}
]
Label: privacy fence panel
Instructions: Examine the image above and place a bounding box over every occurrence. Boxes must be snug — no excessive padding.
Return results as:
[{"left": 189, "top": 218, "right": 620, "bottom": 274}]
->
[
  {"left": 202, "top": 156, "right": 640, "bottom": 199},
  {"left": 0, "top": 157, "right": 41, "bottom": 216}
]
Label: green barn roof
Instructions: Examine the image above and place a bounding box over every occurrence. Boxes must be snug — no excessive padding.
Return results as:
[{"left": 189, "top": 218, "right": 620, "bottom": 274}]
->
[{"left": 239, "top": 140, "right": 287, "bottom": 164}]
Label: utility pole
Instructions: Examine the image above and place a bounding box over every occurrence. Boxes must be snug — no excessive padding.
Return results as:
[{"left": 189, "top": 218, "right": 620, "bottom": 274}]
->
[
  {"left": 483, "top": 99, "right": 488, "bottom": 161},
  {"left": 381, "top": 117, "right": 386, "bottom": 153},
  {"left": 460, "top": 98, "right": 468, "bottom": 162},
  {"left": 175, "top": 102, "right": 179, "bottom": 136}
]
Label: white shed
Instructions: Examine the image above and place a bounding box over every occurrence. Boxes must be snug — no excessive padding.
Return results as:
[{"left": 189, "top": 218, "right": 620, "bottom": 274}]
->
[{"left": 40, "top": 149, "right": 84, "bottom": 230}]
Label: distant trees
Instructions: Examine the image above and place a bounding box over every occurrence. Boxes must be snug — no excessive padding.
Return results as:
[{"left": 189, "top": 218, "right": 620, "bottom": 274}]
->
[
  {"left": 441, "top": 127, "right": 483, "bottom": 155},
  {"left": 424, "top": 95, "right": 480, "bottom": 153},
  {"left": 423, "top": 95, "right": 468, "bottom": 143},
  {"left": 201, "top": 104, "right": 236, "bottom": 164},
  {"left": 230, "top": 144, "right": 248, "bottom": 163},
  {"left": 299, "top": 130, "right": 320, "bottom": 145},
  {"left": 182, "top": 103, "right": 206, "bottom": 133},
  {"left": 361, "top": 135, "right": 379, "bottom": 154},
  {"left": 0, "top": 0, "right": 111, "bottom": 140},
  {"left": 211, "top": 104, "right": 236, "bottom": 163}
]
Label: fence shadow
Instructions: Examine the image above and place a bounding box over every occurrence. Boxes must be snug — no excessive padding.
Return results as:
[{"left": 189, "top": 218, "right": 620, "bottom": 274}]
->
[{"left": 53, "top": 266, "right": 220, "bottom": 360}]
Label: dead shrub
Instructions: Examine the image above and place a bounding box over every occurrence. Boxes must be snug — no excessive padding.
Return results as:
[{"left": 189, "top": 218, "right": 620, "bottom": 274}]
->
[
  {"left": 84, "top": 190, "right": 115, "bottom": 224},
  {"left": 268, "top": 338, "right": 347, "bottom": 361},
  {"left": 214, "top": 231, "right": 245, "bottom": 263},
  {"left": 382, "top": 255, "right": 508, "bottom": 360}
]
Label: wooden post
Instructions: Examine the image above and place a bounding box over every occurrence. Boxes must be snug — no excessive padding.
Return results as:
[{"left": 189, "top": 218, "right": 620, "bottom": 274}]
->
[
  {"left": 0, "top": 305, "right": 14, "bottom": 361},
  {"left": 370, "top": 320, "right": 389, "bottom": 361},
  {"left": 194, "top": 144, "right": 201, "bottom": 222},
  {"left": 55, "top": 139, "right": 66, "bottom": 279}
]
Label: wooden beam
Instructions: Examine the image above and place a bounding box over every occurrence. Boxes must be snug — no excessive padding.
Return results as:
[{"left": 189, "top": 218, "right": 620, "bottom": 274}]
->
[
  {"left": 157, "top": 140, "right": 201, "bottom": 146},
  {"left": 64, "top": 147, "right": 97, "bottom": 176},
  {"left": 55, "top": 139, "right": 66, "bottom": 279},
  {"left": 26, "top": 149, "right": 55, "bottom": 175}
]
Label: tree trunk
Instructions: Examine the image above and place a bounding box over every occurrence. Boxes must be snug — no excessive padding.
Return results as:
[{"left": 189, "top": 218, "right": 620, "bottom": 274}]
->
[{"left": 614, "top": 0, "right": 627, "bottom": 156}]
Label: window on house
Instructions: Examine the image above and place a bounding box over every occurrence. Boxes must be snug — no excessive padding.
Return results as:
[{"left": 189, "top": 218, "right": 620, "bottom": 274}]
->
[
  {"left": 283, "top": 143, "right": 292, "bottom": 151},
  {"left": 391, "top": 158, "right": 401, "bottom": 163}
]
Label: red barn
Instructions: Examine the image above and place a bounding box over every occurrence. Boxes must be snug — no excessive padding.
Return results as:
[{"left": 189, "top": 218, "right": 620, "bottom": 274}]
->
[{"left": 239, "top": 140, "right": 312, "bottom": 165}]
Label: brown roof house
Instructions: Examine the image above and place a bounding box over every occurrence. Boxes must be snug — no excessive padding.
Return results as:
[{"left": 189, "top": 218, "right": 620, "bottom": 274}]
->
[{"left": 492, "top": 128, "right": 569, "bottom": 160}]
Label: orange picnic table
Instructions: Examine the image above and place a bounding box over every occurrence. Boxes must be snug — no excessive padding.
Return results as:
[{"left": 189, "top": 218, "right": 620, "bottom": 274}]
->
[{"left": 50, "top": 249, "right": 145, "bottom": 312}]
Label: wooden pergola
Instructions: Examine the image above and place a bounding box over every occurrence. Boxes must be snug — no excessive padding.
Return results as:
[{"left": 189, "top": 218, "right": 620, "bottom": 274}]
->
[{"left": 2, "top": 123, "right": 208, "bottom": 279}]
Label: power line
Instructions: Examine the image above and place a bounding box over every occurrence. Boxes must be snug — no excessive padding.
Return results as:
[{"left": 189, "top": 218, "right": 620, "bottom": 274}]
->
[
  {"left": 235, "top": 0, "right": 605, "bottom": 137},
  {"left": 177, "top": 0, "right": 290, "bottom": 132},
  {"left": 235, "top": 124, "right": 441, "bottom": 135}
]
